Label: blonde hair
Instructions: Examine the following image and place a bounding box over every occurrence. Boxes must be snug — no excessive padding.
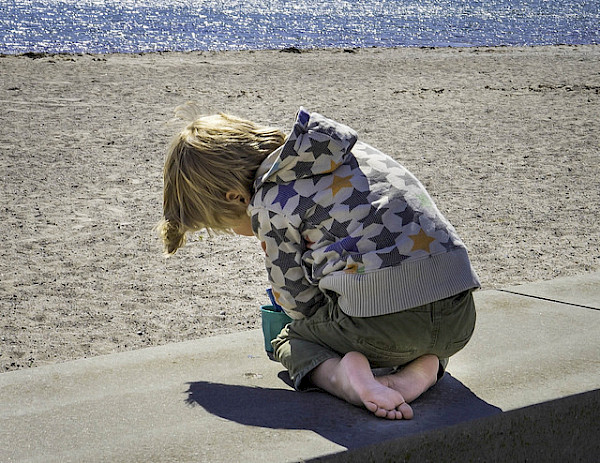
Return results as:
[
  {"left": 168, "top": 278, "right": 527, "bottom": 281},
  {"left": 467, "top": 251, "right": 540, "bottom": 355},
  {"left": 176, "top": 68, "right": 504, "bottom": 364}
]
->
[{"left": 158, "top": 109, "right": 286, "bottom": 254}]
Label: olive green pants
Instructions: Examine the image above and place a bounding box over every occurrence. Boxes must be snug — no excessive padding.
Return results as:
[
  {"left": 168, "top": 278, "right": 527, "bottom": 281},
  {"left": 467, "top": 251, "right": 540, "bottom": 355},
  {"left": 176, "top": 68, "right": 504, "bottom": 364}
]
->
[{"left": 272, "top": 290, "right": 476, "bottom": 390}]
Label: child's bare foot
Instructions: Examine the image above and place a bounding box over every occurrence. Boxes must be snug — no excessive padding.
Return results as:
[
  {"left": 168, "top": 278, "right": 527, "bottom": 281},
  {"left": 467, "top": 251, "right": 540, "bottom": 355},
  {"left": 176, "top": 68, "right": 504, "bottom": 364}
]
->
[
  {"left": 310, "top": 352, "right": 413, "bottom": 420},
  {"left": 375, "top": 354, "right": 439, "bottom": 404}
]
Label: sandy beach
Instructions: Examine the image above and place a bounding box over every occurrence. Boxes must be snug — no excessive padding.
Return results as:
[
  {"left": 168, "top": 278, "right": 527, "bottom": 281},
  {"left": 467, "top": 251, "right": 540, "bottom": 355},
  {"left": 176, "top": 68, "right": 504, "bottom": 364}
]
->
[{"left": 1, "top": 45, "right": 599, "bottom": 372}]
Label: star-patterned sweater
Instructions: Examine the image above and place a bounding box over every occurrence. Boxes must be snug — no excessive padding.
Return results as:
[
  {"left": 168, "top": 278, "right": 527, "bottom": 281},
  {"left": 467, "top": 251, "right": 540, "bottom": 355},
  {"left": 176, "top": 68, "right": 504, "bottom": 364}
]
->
[{"left": 249, "top": 108, "right": 480, "bottom": 319}]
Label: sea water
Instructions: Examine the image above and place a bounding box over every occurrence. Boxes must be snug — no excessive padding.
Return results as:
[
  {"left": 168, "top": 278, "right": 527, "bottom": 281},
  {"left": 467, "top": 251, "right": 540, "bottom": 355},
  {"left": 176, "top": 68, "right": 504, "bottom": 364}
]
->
[{"left": 1, "top": 0, "right": 599, "bottom": 54}]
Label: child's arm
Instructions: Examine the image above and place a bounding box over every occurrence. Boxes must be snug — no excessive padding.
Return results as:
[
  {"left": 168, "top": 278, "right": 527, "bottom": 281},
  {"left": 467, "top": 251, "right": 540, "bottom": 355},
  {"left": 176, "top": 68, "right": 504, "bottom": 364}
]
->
[{"left": 252, "top": 208, "right": 326, "bottom": 319}]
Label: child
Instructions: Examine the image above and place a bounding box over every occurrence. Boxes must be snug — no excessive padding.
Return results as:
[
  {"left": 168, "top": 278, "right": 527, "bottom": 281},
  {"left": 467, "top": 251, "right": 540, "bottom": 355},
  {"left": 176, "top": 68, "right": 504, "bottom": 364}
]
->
[{"left": 159, "top": 107, "right": 480, "bottom": 420}]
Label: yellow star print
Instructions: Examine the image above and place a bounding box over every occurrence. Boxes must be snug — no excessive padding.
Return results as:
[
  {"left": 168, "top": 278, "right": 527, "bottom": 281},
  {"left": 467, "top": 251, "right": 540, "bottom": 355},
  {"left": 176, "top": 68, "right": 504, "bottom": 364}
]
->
[
  {"left": 323, "top": 160, "right": 341, "bottom": 174},
  {"left": 409, "top": 229, "right": 436, "bottom": 253},
  {"left": 329, "top": 174, "right": 353, "bottom": 197},
  {"left": 344, "top": 263, "right": 358, "bottom": 274},
  {"left": 344, "top": 263, "right": 365, "bottom": 274}
]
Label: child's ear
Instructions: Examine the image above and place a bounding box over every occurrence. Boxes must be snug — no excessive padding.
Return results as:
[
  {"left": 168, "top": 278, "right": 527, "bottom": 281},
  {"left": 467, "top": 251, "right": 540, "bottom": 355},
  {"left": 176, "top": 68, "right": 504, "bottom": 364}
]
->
[{"left": 225, "top": 190, "right": 249, "bottom": 205}]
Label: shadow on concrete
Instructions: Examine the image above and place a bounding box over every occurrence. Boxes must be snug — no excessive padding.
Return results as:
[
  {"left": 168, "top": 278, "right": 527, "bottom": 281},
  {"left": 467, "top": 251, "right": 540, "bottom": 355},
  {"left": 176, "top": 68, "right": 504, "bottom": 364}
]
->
[
  {"left": 307, "top": 389, "right": 600, "bottom": 462},
  {"left": 185, "top": 373, "right": 501, "bottom": 450}
]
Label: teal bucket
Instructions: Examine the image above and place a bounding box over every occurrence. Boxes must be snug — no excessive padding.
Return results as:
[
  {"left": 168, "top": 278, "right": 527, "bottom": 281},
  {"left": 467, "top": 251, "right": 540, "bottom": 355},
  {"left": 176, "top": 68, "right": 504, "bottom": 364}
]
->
[{"left": 260, "top": 305, "right": 293, "bottom": 352}]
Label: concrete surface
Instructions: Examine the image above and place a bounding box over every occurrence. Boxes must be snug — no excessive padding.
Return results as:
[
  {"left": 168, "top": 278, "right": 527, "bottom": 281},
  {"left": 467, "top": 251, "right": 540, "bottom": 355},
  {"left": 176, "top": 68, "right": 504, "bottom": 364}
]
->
[{"left": 1, "top": 272, "right": 599, "bottom": 462}]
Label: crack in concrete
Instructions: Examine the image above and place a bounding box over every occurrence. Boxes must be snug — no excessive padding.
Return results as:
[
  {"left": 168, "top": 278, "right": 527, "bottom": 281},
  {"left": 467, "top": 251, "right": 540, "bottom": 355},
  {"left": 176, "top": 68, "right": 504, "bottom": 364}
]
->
[{"left": 498, "top": 289, "right": 600, "bottom": 312}]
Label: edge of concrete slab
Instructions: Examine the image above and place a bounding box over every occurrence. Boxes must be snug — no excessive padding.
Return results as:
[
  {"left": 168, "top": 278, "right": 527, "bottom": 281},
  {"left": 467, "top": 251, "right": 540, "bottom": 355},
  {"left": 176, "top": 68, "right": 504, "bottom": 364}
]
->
[{"left": 307, "top": 388, "right": 600, "bottom": 463}]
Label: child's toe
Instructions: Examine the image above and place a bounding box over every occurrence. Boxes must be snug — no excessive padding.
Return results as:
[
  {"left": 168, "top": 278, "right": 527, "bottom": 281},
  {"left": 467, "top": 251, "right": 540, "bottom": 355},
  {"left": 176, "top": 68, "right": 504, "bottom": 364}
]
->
[{"left": 397, "top": 402, "right": 413, "bottom": 419}]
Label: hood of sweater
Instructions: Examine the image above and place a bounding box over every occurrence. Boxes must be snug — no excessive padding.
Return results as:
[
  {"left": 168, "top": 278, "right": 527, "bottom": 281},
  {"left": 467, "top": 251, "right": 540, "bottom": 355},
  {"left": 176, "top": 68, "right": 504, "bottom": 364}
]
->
[{"left": 253, "top": 108, "right": 358, "bottom": 190}]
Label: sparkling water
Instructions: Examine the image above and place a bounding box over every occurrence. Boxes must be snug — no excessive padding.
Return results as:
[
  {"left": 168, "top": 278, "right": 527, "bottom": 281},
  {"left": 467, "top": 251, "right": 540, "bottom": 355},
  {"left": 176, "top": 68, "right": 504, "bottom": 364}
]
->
[{"left": 1, "top": 0, "right": 599, "bottom": 54}]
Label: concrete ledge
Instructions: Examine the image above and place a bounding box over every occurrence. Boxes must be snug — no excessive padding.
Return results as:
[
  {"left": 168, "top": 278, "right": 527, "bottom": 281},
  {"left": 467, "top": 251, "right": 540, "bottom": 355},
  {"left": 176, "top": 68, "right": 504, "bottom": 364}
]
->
[
  {"left": 308, "top": 388, "right": 600, "bottom": 462},
  {"left": 0, "top": 330, "right": 502, "bottom": 463},
  {"left": 1, "top": 273, "right": 599, "bottom": 462}
]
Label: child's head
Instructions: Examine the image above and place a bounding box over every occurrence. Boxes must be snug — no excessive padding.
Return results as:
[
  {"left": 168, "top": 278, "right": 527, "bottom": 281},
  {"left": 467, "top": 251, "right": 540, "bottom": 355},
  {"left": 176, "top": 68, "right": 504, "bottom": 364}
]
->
[{"left": 158, "top": 111, "right": 285, "bottom": 254}]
